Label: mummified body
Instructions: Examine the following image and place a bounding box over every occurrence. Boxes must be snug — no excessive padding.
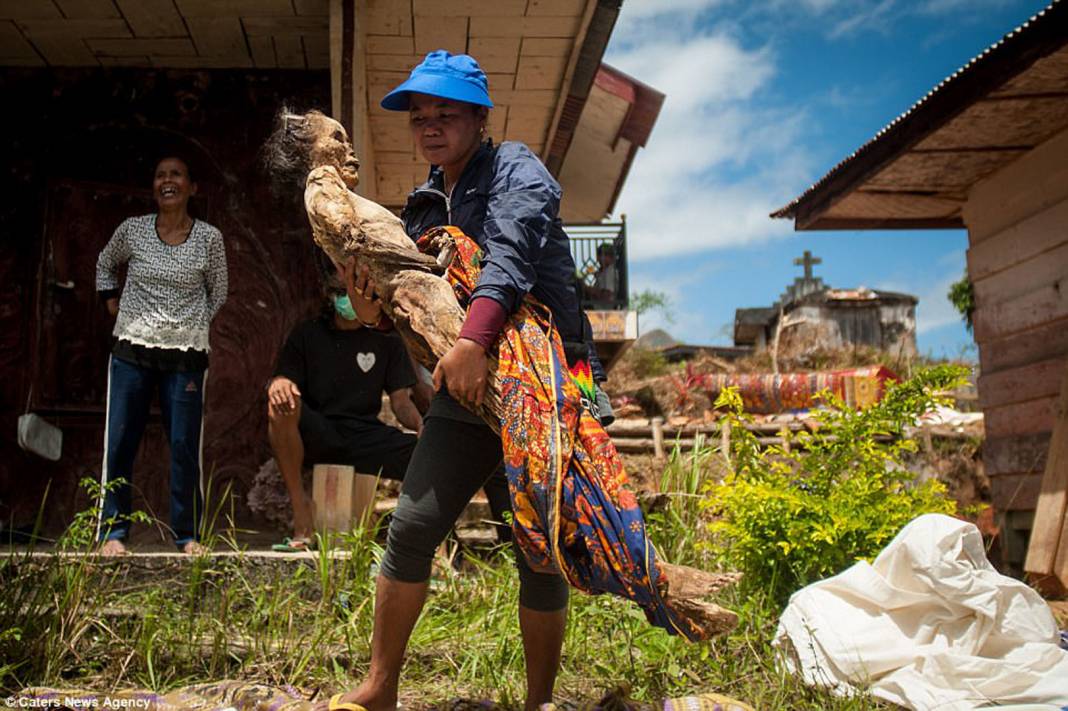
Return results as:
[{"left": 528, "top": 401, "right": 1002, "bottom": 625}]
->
[
  {"left": 284, "top": 111, "right": 503, "bottom": 421},
  {"left": 270, "top": 110, "right": 739, "bottom": 639}
]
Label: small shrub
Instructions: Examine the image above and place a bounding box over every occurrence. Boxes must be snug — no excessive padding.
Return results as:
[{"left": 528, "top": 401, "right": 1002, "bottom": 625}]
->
[{"left": 703, "top": 365, "right": 966, "bottom": 604}]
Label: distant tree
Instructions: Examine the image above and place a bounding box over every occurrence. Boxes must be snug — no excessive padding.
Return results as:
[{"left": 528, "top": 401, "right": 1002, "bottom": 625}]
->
[
  {"left": 947, "top": 273, "right": 975, "bottom": 332},
  {"left": 630, "top": 289, "right": 675, "bottom": 324}
]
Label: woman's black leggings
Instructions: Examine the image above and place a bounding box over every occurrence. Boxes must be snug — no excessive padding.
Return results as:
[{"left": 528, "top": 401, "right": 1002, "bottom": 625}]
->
[{"left": 379, "top": 415, "right": 570, "bottom": 612}]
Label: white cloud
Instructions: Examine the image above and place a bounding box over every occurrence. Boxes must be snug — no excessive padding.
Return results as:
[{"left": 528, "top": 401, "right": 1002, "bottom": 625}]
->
[{"left": 605, "top": 18, "right": 815, "bottom": 261}]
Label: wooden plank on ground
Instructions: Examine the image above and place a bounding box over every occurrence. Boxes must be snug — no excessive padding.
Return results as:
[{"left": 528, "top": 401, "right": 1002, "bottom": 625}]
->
[{"left": 1027, "top": 360, "right": 1068, "bottom": 578}]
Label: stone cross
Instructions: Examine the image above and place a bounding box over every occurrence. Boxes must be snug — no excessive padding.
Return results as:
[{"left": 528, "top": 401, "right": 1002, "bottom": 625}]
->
[{"left": 793, "top": 250, "right": 822, "bottom": 280}]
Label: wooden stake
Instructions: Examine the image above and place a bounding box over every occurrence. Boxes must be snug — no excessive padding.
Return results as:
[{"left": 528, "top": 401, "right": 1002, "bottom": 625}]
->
[
  {"left": 1024, "top": 359, "right": 1068, "bottom": 581},
  {"left": 651, "top": 416, "right": 665, "bottom": 461}
]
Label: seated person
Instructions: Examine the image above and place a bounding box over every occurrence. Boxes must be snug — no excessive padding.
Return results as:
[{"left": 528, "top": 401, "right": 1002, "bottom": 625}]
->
[
  {"left": 267, "top": 264, "right": 422, "bottom": 549},
  {"left": 585, "top": 243, "right": 619, "bottom": 306}
]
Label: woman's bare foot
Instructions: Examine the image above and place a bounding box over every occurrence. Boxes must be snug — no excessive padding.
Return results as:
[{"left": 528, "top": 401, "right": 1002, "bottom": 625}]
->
[
  {"left": 99, "top": 539, "right": 128, "bottom": 556},
  {"left": 293, "top": 495, "right": 316, "bottom": 541},
  {"left": 182, "top": 540, "right": 208, "bottom": 555},
  {"left": 320, "top": 685, "right": 396, "bottom": 711}
]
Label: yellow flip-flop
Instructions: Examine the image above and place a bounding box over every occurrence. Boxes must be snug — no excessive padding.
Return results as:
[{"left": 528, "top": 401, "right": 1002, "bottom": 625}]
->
[{"left": 328, "top": 694, "right": 368, "bottom": 711}]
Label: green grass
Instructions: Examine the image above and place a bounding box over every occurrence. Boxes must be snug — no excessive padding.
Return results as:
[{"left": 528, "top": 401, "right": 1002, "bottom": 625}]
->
[{"left": 0, "top": 453, "right": 886, "bottom": 709}]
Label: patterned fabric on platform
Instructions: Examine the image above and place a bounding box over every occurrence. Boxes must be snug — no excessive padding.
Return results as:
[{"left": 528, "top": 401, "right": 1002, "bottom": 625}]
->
[
  {"left": 701, "top": 366, "right": 898, "bottom": 414},
  {"left": 417, "top": 226, "right": 698, "bottom": 640}
]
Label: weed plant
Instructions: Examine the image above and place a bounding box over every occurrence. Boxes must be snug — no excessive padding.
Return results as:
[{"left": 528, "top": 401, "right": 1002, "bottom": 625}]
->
[{"left": 0, "top": 365, "right": 971, "bottom": 710}]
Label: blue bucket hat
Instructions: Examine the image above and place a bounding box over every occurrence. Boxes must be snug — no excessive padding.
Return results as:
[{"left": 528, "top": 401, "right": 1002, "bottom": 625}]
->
[{"left": 381, "top": 50, "right": 494, "bottom": 111}]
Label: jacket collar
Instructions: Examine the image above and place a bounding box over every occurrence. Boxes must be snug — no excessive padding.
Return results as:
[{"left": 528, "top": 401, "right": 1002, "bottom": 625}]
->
[{"left": 418, "top": 139, "right": 495, "bottom": 195}]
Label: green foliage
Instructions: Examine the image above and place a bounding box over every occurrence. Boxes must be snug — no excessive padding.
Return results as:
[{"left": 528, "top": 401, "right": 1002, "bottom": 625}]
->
[
  {"left": 703, "top": 366, "right": 966, "bottom": 604},
  {"left": 630, "top": 289, "right": 674, "bottom": 324},
  {"left": 61, "top": 476, "right": 151, "bottom": 550},
  {"left": 947, "top": 273, "right": 975, "bottom": 332}
]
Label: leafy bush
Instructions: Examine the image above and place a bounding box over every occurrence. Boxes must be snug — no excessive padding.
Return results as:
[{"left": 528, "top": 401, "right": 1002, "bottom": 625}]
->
[{"left": 703, "top": 365, "right": 966, "bottom": 604}]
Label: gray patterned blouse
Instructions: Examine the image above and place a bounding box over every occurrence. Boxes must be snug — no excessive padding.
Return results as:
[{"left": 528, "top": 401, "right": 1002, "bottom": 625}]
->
[{"left": 95, "top": 214, "right": 228, "bottom": 353}]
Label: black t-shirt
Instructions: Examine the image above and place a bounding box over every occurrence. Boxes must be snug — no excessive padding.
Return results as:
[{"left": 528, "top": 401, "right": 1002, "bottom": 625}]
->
[{"left": 273, "top": 318, "right": 416, "bottom": 423}]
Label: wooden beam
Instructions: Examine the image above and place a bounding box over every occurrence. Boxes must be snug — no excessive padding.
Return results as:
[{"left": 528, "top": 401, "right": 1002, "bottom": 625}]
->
[
  {"left": 544, "top": 0, "right": 619, "bottom": 174},
  {"left": 800, "top": 216, "right": 965, "bottom": 230},
  {"left": 1025, "top": 360, "right": 1068, "bottom": 579}
]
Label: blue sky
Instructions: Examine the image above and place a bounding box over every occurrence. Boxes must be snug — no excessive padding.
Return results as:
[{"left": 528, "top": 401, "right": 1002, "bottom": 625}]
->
[{"left": 604, "top": 0, "right": 1051, "bottom": 360}]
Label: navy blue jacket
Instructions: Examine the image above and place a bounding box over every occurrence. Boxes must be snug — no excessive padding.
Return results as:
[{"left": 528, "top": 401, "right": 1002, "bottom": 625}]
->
[{"left": 402, "top": 140, "right": 585, "bottom": 345}]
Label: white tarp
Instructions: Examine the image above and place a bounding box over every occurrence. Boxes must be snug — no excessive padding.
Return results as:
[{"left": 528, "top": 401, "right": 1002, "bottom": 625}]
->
[{"left": 774, "top": 514, "right": 1068, "bottom": 710}]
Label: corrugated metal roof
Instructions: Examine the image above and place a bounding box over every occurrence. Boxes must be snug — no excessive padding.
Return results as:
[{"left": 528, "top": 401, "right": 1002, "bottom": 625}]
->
[{"left": 771, "top": 0, "right": 1065, "bottom": 220}]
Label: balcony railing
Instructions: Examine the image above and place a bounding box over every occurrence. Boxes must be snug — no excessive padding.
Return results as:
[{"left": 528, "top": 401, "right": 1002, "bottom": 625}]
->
[{"left": 565, "top": 219, "right": 628, "bottom": 311}]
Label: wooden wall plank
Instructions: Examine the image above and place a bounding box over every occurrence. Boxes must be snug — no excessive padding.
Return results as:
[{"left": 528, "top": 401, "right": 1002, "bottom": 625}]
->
[
  {"left": 0, "top": 1, "right": 61, "bottom": 18},
  {"left": 413, "top": 0, "right": 525, "bottom": 15},
  {"left": 515, "top": 53, "right": 566, "bottom": 90},
  {"left": 185, "top": 16, "right": 247, "bottom": 58},
  {"left": 175, "top": 0, "right": 294, "bottom": 16},
  {"left": 18, "top": 18, "right": 129, "bottom": 36},
  {"left": 21, "top": 36, "right": 94, "bottom": 64},
  {"left": 55, "top": 0, "right": 119, "bottom": 18},
  {"left": 303, "top": 31, "right": 328, "bottom": 68},
  {"left": 967, "top": 197, "right": 1068, "bottom": 282},
  {"left": 366, "top": 0, "right": 411, "bottom": 36},
  {"left": 521, "top": 37, "right": 571, "bottom": 56},
  {"left": 274, "top": 35, "right": 306, "bottom": 68},
  {"left": 980, "top": 317, "right": 1068, "bottom": 375},
  {"left": 368, "top": 53, "right": 423, "bottom": 72},
  {"left": 964, "top": 127, "right": 1068, "bottom": 244},
  {"left": 413, "top": 15, "right": 467, "bottom": 55},
  {"left": 978, "top": 357, "right": 1067, "bottom": 409},
  {"left": 1026, "top": 361, "right": 1068, "bottom": 575},
  {"left": 87, "top": 38, "right": 196, "bottom": 56},
  {"left": 0, "top": 20, "right": 43, "bottom": 63},
  {"left": 97, "top": 55, "right": 149, "bottom": 65},
  {"left": 992, "top": 472, "right": 1044, "bottom": 512},
  {"left": 243, "top": 16, "right": 328, "bottom": 36},
  {"left": 526, "top": 0, "right": 587, "bottom": 16},
  {"left": 973, "top": 278, "right": 1068, "bottom": 343},
  {"left": 367, "top": 34, "right": 414, "bottom": 54},
  {"left": 247, "top": 35, "right": 275, "bottom": 67},
  {"left": 150, "top": 54, "right": 252, "bottom": 67},
  {"left": 985, "top": 396, "right": 1058, "bottom": 439},
  {"left": 974, "top": 240, "right": 1068, "bottom": 309},
  {"left": 468, "top": 37, "right": 519, "bottom": 73},
  {"left": 294, "top": 0, "right": 329, "bottom": 15},
  {"left": 985, "top": 432, "right": 1051, "bottom": 477},
  {"left": 469, "top": 15, "right": 580, "bottom": 37},
  {"left": 114, "top": 0, "right": 185, "bottom": 38}
]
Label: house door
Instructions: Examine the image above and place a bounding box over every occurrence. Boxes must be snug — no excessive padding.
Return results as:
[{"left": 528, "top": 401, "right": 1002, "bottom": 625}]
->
[{"left": 32, "top": 181, "right": 155, "bottom": 412}]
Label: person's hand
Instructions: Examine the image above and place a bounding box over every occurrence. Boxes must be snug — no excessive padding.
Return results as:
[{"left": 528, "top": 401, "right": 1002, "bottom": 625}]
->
[
  {"left": 268, "top": 377, "right": 301, "bottom": 418},
  {"left": 335, "top": 258, "right": 383, "bottom": 325},
  {"left": 433, "top": 339, "right": 489, "bottom": 410},
  {"left": 106, "top": 297, "right": 119, "bottom": 317}
]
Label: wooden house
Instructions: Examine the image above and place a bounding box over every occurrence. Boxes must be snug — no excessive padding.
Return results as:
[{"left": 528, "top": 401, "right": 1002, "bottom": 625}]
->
[
  {"left": 773, "top": 0, "right": 1068, "bottom": 575},
  {"left": 0, "top": 0, "right": 656, "bottom": 541}
]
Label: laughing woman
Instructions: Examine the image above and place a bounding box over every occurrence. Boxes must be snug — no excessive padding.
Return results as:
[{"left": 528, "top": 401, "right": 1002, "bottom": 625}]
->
[{"left": 94, "top": 155, "right": 228, "bottom": 555}]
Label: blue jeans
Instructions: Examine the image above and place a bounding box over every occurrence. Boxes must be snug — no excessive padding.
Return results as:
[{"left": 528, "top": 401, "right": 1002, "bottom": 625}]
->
[{"left": 98, "top": 356, "right": 205, "bottom": 548}]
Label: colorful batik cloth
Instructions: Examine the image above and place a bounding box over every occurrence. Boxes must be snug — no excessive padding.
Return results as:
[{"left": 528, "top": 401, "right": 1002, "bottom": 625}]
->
[{"left": 417, "top": 226, "right": 703, "bottom": 640}]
